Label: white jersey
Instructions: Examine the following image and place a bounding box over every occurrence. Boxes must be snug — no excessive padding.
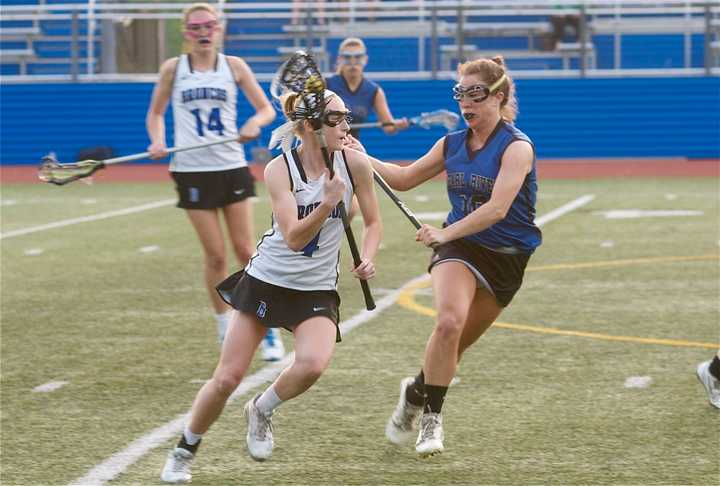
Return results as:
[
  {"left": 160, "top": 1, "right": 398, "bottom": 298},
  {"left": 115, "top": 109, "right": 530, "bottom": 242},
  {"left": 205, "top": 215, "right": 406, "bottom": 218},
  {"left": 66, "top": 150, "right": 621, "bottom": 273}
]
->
[
  {"left": 170, "top": 53, "right": 247, "bottom": 172},
  {"left": 246, "top": 149, "right": 355, "bottom": 291}
]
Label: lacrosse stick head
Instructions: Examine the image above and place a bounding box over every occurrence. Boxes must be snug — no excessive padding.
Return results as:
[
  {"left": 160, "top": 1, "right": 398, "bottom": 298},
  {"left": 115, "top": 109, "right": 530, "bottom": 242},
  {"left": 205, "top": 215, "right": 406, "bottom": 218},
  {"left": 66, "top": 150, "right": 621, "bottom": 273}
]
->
[
  {"left": 415, "top": 109, "right": 461, "bottom": 131},
  {"left": 38, "top": 154, "right": 103, "bottom": 185},
  {"left": 271, "top": 51, "right": 328, "bottom": 126}
]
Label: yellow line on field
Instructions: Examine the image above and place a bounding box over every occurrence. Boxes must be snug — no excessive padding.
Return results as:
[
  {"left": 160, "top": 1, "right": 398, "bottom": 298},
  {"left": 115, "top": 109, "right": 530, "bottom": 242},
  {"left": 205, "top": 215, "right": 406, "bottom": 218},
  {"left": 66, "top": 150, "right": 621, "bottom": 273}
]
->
[
  {"left": 527, "top": 254, "right": 719, "bottom": 272},
  {"left": 395, "top": 255, "right": 720, "bottom": 349}
]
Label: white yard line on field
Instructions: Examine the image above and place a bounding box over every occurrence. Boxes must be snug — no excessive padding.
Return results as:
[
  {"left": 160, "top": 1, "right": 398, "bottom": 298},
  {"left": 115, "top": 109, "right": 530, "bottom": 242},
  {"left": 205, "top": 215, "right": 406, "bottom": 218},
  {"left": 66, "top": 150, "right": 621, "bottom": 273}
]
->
[
  {"left": 68, "top": 275, "right": 430, "bottom": 486},
  {"left": 535, "top": 194, "right": 594, "bottom": 226},
  {"left": 67, "top": 194, "right": 595, "bottom": 486},
  {"left": 0, "top": 199, "right": 175, "bottom": 239},
  {"left": 32, "top": 381, "right": 70, "bottom": 393}
]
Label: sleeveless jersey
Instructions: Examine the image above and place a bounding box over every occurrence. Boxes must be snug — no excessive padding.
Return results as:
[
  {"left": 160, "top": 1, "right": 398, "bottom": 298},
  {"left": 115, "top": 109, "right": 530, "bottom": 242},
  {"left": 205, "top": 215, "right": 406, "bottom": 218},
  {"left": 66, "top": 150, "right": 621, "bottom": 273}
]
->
[
  {"left": 246, "top": 149, "right": 355, "bottom": 291},
  {"left": 326, "top": 74, "right": 379, "bottom": 136},
  {"left": 444, "top": 121, "right": 542, "bottom": 253},
  {"left": 170, "top": 53, "right": 247, "bottom": 172}
]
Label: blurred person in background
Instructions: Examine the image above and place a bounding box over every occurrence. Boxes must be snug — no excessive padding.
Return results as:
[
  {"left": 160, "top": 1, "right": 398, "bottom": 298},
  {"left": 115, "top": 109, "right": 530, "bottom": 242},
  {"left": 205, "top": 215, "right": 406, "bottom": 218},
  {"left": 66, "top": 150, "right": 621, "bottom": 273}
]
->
[
  {"left": 145, "top": 2, "right": 285, "bottom": 361},
  {"left": 326, "top": 37, "right": 409, "bottom": 140},
  {"left": 544, "top": 2, "right": 581, "bottom": 50}
]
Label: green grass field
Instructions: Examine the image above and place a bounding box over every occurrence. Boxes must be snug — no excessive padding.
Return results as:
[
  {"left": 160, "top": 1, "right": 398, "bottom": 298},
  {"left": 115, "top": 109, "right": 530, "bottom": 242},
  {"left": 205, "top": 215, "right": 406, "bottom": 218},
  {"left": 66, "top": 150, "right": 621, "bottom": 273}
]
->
[{"left": 1, "top": 177, "right": 718, "bottom": 485}]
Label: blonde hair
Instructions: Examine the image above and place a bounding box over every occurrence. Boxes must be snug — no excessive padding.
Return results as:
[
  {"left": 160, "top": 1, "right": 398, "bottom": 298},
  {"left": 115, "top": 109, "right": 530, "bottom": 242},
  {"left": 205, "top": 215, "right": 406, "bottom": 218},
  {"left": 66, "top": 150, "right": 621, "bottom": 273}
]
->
[
  {"left": 336, "top": 37, "right": 367, "bottom": 73},
  {"left": 338, "top": 37, "right": 366, "bottom": 52},
  {"left": 457, "top": 56, "right": 518, "bottom": 123},
  {"left": 181, "top": 3, "right": 221, "bottom": 53},
  {"left": 281, "top": 92, "right": 306, "bottom": 135}
]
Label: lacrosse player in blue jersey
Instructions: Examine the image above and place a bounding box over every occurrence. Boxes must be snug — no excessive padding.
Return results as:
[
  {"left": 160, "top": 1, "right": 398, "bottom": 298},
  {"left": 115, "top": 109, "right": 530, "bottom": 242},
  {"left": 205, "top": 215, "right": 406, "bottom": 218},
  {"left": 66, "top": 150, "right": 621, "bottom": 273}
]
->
[
  {"left": 353, "top": 56, "right": 541, "bottom": 457},
  {"left": 326, "top": 37, "right": 409, "bottom": 140}
]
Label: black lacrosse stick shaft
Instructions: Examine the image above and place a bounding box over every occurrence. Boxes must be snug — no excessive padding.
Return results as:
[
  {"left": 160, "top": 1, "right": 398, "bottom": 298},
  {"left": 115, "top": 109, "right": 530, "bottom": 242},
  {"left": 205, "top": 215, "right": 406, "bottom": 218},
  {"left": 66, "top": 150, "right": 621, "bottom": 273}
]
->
[
  {"left": 281, "top": 51, "right": 375, "bottom": 310},
  {"left": 310, "top": 119, "right": 375, "bottom": 310}
]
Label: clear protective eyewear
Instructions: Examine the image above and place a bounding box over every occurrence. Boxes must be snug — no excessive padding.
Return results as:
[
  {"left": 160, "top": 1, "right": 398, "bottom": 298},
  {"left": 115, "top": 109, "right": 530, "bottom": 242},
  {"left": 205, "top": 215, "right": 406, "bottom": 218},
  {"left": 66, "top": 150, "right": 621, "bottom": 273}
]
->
[
  {"left": 452, "top": 74, "right": 507, "bottom": 103},
  {"left": 339, "top": 51, "right": 366, "bottom": 64},
  {"left": 323, "top": 109, "right": 353, "bottom": 127}
]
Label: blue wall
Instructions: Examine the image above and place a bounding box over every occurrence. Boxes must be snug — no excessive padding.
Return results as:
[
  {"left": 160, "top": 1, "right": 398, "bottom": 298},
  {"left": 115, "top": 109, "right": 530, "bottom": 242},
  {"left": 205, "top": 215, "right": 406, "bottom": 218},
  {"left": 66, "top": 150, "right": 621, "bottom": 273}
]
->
[{"left": 1, "top": 76, "right": 718, "bottom": 166}]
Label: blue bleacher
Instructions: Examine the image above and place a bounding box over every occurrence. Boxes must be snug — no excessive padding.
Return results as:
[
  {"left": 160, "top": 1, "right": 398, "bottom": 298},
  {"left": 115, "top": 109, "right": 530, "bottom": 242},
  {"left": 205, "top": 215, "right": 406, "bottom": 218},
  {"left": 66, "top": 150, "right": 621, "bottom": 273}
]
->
[{"left": 0, "top": 0, "right": 713, "bottom": 76}]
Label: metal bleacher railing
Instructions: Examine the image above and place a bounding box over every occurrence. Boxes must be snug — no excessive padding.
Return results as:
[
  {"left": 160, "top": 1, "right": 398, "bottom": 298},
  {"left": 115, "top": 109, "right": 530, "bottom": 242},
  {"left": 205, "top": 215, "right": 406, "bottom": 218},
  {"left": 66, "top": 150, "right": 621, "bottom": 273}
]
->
[{"left": 1, "top": 0, "right": 719, "bottom": 82}]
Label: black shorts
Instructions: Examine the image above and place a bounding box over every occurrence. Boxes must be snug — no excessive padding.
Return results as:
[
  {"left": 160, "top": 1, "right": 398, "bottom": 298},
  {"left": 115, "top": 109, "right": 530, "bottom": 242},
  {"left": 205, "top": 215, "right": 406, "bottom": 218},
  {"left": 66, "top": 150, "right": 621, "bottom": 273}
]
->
[
  {"left": 428, "top": 238, "right": 531, "bottom": 307},
  {"left": 216, "top": 270, "right": 342, "bottom": 342},
  {"left": 171, "top": 167, "right": 256, "bottom": 209}
]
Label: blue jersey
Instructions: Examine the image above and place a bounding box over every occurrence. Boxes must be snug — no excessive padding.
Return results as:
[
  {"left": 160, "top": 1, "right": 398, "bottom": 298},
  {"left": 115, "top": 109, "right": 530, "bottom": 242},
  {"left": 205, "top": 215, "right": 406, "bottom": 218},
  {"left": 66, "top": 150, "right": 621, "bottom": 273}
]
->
[
  {"left": 444, "top": 121, "right": 542, "bottom": 253},
  {"left": 325, "top": 74, "right": 379, "bottom": 137}
]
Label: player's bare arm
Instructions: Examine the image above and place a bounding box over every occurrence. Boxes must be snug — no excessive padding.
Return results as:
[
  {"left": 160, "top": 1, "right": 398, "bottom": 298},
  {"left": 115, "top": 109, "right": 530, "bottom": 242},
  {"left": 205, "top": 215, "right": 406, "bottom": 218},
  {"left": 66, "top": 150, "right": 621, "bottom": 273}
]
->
[
  {"left": 345, "top": 149, "right": 382, "bottom": 278},
  {"left": 440, "top": 140, "right": 533, "bottom": 243},
  {"left": 364, "top": 138, "right": 445, "bottom": 191},
  {"left": 373, "top": 87, "right": 409, "bottom": 134},
  {"left": 264, "top": 157, "right": 345, "bottom": 252},
  {"left": 228, "top": 56, "right": 276, "bottom": 140},
  {"left": 146, "top": 57, "right": 179, "bottom": 158}
]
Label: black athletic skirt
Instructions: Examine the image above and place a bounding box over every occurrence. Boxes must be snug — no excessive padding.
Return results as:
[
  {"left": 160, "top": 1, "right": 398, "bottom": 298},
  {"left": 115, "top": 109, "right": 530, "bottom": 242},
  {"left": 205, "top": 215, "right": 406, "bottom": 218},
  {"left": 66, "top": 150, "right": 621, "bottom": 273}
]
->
[
  {"left": 428, "top": 237, "right": 531, "bottom": 307},
  {"left": 216, "top": 270, "right": 342, "bottom": 342}
]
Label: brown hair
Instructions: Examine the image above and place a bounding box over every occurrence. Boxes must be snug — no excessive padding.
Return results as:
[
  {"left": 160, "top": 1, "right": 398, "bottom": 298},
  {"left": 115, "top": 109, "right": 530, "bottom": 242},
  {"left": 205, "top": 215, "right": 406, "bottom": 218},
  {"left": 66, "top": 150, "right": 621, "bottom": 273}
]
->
[
  {"left": 457, "top": 56, "right": 518, "bottom": 123},
  {"left": 181, "top": 3, "right": 221, "bottom": 53}
]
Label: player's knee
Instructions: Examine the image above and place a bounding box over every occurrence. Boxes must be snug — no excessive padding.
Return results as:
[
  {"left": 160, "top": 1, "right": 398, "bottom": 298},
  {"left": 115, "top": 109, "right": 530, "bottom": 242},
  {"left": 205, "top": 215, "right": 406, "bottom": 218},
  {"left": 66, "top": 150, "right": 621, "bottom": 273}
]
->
[
  {"left": 295, "top": 355, "right": 328, "bottom": 383},
  {"left": 235, "top": 245, "right": 254, "bottom": 266},
  {"left": 212, "top": 371, "right": 242, "bottom": 397},
  {"left": 435, "top": 312, "right": 465, "bottom": 341},
  {"left": 205, "top": 254, "right": 227, "bottom": 273}
]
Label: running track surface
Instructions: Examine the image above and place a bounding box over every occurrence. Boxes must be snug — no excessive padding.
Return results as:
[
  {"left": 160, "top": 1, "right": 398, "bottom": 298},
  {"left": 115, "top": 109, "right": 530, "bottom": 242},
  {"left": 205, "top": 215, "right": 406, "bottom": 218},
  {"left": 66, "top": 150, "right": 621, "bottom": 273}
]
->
[{"left": 1, "top": 159, "right": 718, "bottom": 184}]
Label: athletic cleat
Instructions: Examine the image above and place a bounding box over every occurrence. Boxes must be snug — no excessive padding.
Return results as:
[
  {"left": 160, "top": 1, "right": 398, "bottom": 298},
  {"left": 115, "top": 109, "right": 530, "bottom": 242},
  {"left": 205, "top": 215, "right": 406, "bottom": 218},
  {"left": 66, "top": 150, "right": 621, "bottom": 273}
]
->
[
  {"left": 244, "top": 394, "right": 274, "bottom": 461},
  {"left": 160, "top": 447, "right": 195, "bottom": 483},
  {"left": 696, "top": 360, "right": 720, "bottom": 409},
  {"left": 415, "top": 413, "right": 444, "bottom": 458},
  {"left": 385, "top": 377, "right": 424, "bottom": 445},
  {"left": 260, "top": 328, "right": 285, "bottom": 361}
]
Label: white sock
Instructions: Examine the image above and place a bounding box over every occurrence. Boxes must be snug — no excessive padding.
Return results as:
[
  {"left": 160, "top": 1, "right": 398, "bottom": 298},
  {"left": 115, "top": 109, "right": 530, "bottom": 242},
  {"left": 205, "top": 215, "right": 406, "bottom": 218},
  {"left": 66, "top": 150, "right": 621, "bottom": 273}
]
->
[
  {"left": 255, "top": 385, "right": 283, "bottom": 416},
  {"left": 183, "top": 426, "right": 202, "bottom": 446},
  {"left": 215, "top": 311, "right": 232, "bottom": 344}
]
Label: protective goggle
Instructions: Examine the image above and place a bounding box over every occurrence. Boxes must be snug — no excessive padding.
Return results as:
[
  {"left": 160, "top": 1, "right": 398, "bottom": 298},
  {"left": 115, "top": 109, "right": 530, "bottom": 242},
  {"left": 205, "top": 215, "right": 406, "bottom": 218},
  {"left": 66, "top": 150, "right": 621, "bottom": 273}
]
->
[
  {"left": 323, "top": 109, "right": 353, "bottom": 127},
  {"left": 339, "top": 51, "right": 366, "bottom": 64},
  {"left": 185, "top": 20, "right": 219, "bottom": 32},
  {"left": 452, "top": 74, "right": 507, "bottom": 103}
]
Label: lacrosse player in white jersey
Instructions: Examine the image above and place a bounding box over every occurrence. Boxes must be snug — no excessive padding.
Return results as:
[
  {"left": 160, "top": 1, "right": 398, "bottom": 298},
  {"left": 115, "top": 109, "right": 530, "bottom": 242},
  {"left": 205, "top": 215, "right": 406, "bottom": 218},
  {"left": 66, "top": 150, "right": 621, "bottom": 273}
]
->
[
  {"left": 160, "top": 89, "right": 381, "bottom": 483},
  {"left": 145, "top": 3, "right": 285, "bottom": 360}
]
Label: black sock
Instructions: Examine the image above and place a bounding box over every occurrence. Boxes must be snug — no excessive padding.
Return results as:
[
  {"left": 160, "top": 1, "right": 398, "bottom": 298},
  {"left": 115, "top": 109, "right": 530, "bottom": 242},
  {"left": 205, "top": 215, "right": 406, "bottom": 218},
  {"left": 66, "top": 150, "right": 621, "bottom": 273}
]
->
[
  {"left": 177, "top": 435, "right": 201, "bottom": 455},
  {"left": 405, "top": 370, "right": 425, "bottom": 407},
  {"left": 424, "top": 384, "right": 448, "bottom": 414},
  {"left": 709, "top": 355, "right": 720, "bottom": 380}
]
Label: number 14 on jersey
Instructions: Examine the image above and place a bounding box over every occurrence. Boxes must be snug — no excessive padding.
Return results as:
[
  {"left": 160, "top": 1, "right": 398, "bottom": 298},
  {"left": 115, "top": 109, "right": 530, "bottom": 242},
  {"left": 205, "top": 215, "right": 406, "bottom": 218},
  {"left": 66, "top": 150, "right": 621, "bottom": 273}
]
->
[{"left": 190, "top": 107, "right": 224, "bottom": 136}]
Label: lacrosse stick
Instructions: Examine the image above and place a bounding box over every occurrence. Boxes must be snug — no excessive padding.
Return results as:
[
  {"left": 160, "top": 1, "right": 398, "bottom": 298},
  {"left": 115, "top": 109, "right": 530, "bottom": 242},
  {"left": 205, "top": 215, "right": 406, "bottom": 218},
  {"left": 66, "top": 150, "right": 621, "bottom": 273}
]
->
[
  {"left": 350, "top": 109, "right": 460, "bottom": 132},
  {"left": 272, "top": 51, "right": 375, "bottom": 311},
  {"left": 371, "top": 170, "right": 422, "bottom": 230},
  {"left": 38, "top": 136, "right": 242, "bottom": 186}
]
